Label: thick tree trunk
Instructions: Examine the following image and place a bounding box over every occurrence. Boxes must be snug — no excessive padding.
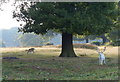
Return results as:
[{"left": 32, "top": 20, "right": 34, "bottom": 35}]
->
[{"left": 59, "top": 33, "right": 77, "bottom": 57}]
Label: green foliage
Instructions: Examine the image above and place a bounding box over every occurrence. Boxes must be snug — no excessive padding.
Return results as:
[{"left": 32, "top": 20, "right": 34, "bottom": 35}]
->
[
  {"left": 106, "top": 27, "right": 120, "bottom": 46},
  {"left": 13, "top": 2, "right": 119, "bottom": 35},
  {"left": 73, "top": 35, "right": 97, "bottom": 42},
  {"left": 110, "top": 40, "right": 120, "bottom": 46},
  {"left": 107, "top": 28, "right": 120, "bottom": 42}
]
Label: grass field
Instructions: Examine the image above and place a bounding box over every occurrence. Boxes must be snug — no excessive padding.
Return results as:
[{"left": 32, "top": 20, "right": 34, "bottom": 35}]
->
[{"left": 1, "top": 46, "right": 118, "bottom": 80}]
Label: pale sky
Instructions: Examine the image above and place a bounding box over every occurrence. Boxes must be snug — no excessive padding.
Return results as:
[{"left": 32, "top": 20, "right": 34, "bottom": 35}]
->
[{"left": 0, "top": 1, "right": 22, "bottom": 30}]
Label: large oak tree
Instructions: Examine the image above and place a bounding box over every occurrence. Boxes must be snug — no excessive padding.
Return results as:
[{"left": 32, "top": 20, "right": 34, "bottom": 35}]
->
[{"left": 13, "top": 2, "right": 119, "bottom": 57}]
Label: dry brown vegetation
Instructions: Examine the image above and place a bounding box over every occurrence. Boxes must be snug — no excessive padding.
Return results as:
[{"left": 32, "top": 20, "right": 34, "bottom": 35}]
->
[{"left": 1, "top": 46, "right": 118, "bottom": 56}]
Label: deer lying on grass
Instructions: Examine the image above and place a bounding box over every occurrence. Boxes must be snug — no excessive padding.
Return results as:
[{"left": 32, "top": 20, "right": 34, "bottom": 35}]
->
[
  {"left": 25, "top": 48, "right": 35, "bottom": 54},
  {"left": 96, "top": 47, "right": 106, "bottom": 65}
]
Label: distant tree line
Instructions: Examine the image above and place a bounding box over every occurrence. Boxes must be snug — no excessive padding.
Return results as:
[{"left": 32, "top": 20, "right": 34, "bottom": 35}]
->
[
  {"left": 17, "top": 30, "right": 55, "bottom": 47},
  {"left": 1, "top": 28, "right": 55, "bottom": 47}
]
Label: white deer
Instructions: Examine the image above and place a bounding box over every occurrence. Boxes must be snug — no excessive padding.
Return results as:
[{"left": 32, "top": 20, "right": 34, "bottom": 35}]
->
[{"left": 96, "top": 47, "right": 106, "bottom": 65}]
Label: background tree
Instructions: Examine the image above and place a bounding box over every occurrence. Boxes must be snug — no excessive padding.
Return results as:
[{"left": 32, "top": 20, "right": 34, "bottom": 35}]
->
[
  {"left": 97, "top": 34, "right": 110, "bottom": 45},
  {"left": 73, "top": 35, "right": 96, "bottom": 43},
  {"left": 17, "top": 31, "right": 55, "bottom": 47},
  {"left": 17, "top": 33, "right": 44, "bottom": 47},
  {"left": 0, "top": 40, "right": 6, "bottom": 47},
  {"left": 106, "top": 27, "right": 120, "bottom": 46},
  {"left": 73, "top": 34, "right": 110, "bottom": 45},
  {"left": 1, "top": 27, "right": 20, "bottom": 47},
  {"left": 73, "top": 35, "right": 85, "bottom": 42},
  {"left": 13, "top": 2, "right": 119, "bottom": 57},
  {"left": 106, "top": 1, "right": 120, "bottom": 46}
]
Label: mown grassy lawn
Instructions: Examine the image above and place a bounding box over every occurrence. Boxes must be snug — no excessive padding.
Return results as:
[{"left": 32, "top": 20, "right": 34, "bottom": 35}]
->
[{"left": 1, "top": 47, "right": 118, "bottom": 80}]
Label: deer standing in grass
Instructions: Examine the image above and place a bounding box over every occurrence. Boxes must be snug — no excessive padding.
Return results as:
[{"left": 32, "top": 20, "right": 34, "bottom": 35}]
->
[
  {"left": 96, "top": 47, "right": 106, "bottom": 65},
  {"left": 25, "top": 48, "right": 35, "bottom": 54}
]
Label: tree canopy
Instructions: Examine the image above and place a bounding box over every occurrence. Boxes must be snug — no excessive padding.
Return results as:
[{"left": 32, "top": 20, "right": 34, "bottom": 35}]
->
[{"left": 14, "top": 2, "right": 118, "bottom": 35}]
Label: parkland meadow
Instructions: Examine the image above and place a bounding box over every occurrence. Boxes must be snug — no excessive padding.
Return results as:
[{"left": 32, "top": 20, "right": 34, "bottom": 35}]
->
[{"left": 1, "top": 46, "right": 118, "bottom": 80}]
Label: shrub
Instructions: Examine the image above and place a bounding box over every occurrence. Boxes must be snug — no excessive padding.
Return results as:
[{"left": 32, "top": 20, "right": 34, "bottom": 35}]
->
[
  {"left": 91, "top": 41, "right": 101, "bottom": 46},
  {"left": 73, "top": 43, "right": 97, "bottom": 49},
  {"left": 110, "top": 40, "right": 120, "bottom": 46},
  {"left": 46, "top": 42, "right": 54, "bottom": 45},
  {"left": 57, "top": 43, "right": 97, "bottom": 49}
]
